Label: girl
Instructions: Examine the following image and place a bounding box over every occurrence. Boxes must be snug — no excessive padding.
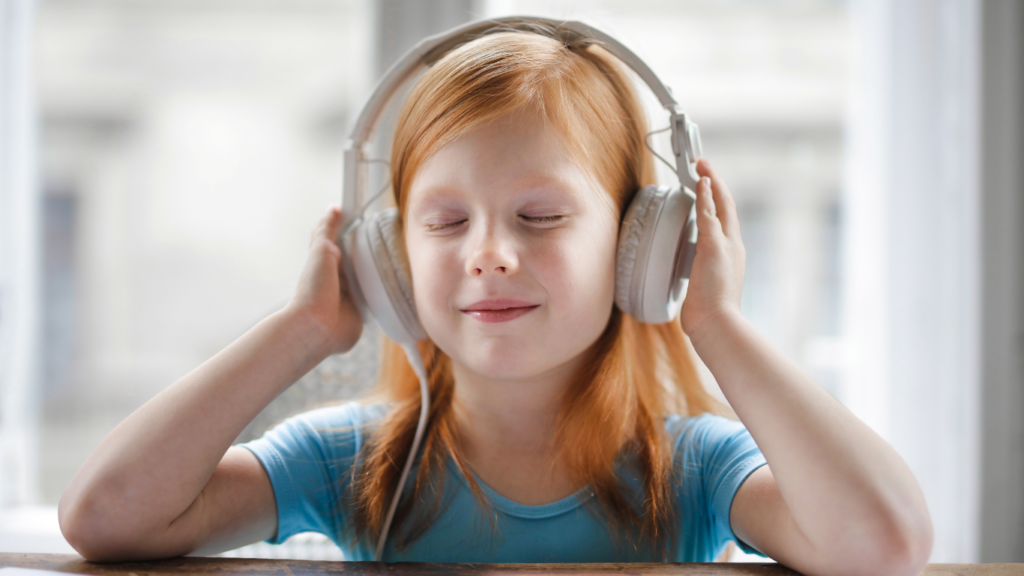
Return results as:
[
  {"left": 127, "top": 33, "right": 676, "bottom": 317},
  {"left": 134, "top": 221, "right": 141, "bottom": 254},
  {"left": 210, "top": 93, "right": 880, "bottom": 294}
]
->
[{"left": 58, "top": 25, "right": 933, "bottom": 575}]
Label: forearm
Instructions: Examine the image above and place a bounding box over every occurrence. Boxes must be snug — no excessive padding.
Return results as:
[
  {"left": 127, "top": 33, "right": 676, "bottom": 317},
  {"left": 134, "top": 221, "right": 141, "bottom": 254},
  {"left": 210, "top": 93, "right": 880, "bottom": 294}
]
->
[
  {"left": 690, "top": 310, "right": 932, "bottom": 560},
  {"left": 59, "top": 306, "right": 329, "bottom": 542}
]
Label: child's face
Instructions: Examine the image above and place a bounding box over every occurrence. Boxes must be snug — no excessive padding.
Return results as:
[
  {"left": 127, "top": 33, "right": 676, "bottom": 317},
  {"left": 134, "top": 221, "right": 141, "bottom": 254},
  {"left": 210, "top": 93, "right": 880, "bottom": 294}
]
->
[{"left": 404, "top": 110, "right": 620, "bottom": 382}]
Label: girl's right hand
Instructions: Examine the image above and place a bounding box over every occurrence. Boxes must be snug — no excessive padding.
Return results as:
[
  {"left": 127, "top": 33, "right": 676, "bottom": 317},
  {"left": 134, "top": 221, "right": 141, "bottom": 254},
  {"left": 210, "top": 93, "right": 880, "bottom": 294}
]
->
[{"left": 286, "top": 205, "right": 363, "bottom": 356}]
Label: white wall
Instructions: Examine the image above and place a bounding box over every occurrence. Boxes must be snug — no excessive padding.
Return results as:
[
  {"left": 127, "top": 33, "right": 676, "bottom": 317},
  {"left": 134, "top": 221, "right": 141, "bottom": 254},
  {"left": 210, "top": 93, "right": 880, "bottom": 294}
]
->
[{"left": 844, "top": 0, "right": 981, "bottom": 562}]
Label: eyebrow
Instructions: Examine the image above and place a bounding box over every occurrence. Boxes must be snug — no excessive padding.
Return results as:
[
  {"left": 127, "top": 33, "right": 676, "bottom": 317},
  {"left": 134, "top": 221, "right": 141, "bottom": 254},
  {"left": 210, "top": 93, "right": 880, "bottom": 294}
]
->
[{"left": 410, "top": 173, "right": 584, "bottom": 205}]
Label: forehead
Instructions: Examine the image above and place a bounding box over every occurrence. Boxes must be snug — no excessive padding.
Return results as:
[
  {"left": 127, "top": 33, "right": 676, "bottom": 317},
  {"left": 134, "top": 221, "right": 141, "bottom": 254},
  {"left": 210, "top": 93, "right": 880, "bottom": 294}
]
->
[{"left": 406, "top": 112, "right": 610, "bottom": 209}]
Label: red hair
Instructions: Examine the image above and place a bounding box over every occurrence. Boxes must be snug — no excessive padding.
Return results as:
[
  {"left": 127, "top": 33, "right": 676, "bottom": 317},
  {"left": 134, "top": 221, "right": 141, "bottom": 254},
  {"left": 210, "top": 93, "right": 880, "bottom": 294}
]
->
[{"left": 342, "top": 24, "right": 731, "bottom": 559}]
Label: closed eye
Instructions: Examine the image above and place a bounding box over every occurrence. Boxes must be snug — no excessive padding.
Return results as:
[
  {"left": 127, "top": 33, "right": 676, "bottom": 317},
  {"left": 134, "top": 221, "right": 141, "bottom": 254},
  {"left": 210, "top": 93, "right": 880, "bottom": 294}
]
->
[
  {"left": 425, "top": 215, "right": 565, "bottom": 232},
  {"left": 520, "top": 214, "right": 565, "bottom": 224},
  {"left": 425, "top": 220, "right": 466, "bottom": 232}
]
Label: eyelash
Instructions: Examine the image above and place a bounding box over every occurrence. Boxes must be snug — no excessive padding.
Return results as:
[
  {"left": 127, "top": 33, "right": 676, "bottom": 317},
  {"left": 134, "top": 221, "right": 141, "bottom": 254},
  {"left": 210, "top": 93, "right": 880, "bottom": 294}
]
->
[
  {"left": 425, "top": 215, "right": 564, "bottom": 232},
  {"left": 524, "top": 214, "right": 564, "bottom": 224},
  {"left": 425, "top": 220, "right": 465, "bottom": 232}
]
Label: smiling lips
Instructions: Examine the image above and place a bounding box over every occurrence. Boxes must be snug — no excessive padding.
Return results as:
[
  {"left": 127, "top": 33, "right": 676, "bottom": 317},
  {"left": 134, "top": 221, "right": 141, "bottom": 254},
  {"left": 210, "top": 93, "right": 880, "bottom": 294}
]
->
[{"left": 461, "top": 299, "right": 540, "bottom": 323}]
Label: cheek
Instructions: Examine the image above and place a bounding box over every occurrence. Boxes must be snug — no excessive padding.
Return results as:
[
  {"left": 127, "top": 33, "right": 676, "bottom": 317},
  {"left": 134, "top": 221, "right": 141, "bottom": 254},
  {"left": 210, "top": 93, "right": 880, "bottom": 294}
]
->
[
  {"left": 405, "top": 234, "right": 458, "bottom": 326},
  {"left": 538, "top": 221, "right": 619, "bottom": 322}
]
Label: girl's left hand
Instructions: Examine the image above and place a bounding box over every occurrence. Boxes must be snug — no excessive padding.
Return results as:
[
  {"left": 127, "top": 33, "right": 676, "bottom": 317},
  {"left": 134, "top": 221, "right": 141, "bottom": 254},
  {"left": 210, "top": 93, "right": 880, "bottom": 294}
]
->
[{"left": 680, "top": 158, "right": 746, "bottom": 343}]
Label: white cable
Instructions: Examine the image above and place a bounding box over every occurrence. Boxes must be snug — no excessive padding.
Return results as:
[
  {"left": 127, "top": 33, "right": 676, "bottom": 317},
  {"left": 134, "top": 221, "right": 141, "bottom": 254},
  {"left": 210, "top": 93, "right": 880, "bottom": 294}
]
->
[{"left": 373, "top": 342, "right": 431, "bottom": 562}]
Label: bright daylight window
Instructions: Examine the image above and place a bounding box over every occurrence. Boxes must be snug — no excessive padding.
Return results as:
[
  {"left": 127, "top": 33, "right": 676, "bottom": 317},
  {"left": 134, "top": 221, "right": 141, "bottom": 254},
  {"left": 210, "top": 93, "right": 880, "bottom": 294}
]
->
[{"left": 1, "top": 0, "right": 850, "bottom": 561}]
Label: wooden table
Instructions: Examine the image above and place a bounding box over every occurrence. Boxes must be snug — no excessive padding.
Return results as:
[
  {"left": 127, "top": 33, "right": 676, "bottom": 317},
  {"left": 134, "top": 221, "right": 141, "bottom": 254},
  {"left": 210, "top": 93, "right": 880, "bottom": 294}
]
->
[{"left": 0, "top": 554, "right": 1019, "bottom": 576}]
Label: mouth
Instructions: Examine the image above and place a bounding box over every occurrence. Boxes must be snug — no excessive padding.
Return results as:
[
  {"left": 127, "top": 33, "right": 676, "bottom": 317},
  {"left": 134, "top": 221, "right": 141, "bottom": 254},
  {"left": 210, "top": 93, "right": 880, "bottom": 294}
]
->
[{"left": 460, "top": 299, "right": 540, "bottom": 323}]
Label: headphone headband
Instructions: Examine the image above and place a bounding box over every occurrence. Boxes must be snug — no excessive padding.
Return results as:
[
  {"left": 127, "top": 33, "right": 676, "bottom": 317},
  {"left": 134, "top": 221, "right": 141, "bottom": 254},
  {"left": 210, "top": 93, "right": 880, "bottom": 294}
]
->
[{"left": 341, "top": 16, "right": 702, "bottom": 228}]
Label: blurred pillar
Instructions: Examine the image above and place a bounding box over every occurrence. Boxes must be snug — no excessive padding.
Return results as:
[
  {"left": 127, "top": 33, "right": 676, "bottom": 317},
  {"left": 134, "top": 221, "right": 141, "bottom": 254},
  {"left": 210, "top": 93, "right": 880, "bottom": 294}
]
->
[
  {"left": 365, "top": 0, "right": 474, "bottom": 197},
  {"left": 979, "top": 0, "right": 1024, "bottom": 563},
  {"left": 375, "top": 0, "right": 475, "bottom": 75},
  {"left": 0, "top": 0, "right": 41, "bottom": 507}
]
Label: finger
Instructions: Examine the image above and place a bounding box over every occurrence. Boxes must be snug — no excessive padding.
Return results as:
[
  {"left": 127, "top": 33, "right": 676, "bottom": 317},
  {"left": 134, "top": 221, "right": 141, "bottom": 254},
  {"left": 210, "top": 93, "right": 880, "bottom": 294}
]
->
[
  {"left": 696, "top": 159, "right": 740, "bottom": 239},
  {"left": 323, "top": 205, "right": 343, "bottom": 239},
  {"left": 695, "top": 176, "right": 723, "bottom": 239},
  {"left": 310, "top": 206, "right": 342, "bottom": 246}
]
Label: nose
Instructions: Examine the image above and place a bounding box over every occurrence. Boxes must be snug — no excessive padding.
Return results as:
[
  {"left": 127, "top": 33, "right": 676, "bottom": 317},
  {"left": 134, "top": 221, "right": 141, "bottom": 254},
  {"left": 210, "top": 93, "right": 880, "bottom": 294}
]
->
[{"left": 465, "top": 221, "right": 519, "bottom": 277}]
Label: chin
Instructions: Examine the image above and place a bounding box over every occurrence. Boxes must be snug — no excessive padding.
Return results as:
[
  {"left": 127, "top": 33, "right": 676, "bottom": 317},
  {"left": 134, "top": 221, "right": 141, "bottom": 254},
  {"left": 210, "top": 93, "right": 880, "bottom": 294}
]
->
[
  {"left": 449, "top": 336, "right": 569, "bottom": 382},
  {"left": 464, "top": 356, "right": 550, "bottom": 381}
]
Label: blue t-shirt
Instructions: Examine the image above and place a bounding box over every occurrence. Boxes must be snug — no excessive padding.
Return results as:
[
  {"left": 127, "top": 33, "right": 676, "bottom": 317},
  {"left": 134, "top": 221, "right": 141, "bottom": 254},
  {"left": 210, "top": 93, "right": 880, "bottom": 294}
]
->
[{"left": 238, "top": 401, "right": 768, "bottom": 562}]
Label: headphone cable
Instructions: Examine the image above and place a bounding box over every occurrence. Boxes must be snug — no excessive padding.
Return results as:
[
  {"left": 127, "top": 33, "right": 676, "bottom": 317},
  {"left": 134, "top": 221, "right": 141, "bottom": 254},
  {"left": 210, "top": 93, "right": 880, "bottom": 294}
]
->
[
  {"left": 644, "top": 125, "right": 678, "bottom": 175},
  {"left": 374, "top": 342, "right": 431, "bottom": 561}
]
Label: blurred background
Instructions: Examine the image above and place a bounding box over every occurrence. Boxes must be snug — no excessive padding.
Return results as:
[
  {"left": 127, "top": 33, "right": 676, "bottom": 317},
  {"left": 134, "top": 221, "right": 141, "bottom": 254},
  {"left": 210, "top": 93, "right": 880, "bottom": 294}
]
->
[{"left": 0, "top": 0, "right": 1021, "bottom": 564}]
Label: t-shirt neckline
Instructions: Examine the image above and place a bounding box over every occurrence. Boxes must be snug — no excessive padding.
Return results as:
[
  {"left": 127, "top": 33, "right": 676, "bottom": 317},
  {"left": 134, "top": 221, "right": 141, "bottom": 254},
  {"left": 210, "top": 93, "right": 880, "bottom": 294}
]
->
[{"left": 444, "top": 457, "right": 597, "bottom": 520}]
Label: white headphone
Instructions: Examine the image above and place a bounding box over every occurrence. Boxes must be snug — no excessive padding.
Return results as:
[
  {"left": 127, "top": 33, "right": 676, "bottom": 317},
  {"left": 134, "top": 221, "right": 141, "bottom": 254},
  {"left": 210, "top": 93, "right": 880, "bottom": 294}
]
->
[{"left": 336, "top": 16, "right": 703, "bottom": 561}]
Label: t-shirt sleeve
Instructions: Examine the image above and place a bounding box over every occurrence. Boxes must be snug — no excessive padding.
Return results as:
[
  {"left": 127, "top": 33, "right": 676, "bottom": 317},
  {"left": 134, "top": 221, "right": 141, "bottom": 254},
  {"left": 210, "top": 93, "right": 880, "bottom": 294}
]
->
[
  {"left": 679, "top": 413, "right": 769, "bottom": 559},
  {"left": 236, "top": 402, "right": 380, "bottom": 544}
]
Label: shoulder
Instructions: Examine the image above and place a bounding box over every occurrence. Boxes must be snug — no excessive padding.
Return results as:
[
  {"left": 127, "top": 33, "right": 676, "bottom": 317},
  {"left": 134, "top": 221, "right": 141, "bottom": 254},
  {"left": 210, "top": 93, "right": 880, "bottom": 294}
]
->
[
  {"left": 243, "top": 400, "right": 393, "bottom": 462},
  {"left": 234, "top": 400, "right": 395, "bottom": 546},
  {"left": 663, "top": 412, "right": 764, "bottom": 475},
  {"left": 663, "top": 412, "right": 769, "bottom": 561},
  {"left": 664, "top": 412, "right": 750, "bottom": 452},
  {"left": 290, "top": 400, "right": 391, "bottom": 429}
]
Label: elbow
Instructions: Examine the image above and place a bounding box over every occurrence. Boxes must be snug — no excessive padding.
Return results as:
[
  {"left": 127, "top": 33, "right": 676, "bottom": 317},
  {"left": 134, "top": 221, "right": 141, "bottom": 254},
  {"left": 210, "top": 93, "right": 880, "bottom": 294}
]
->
[
  {"left": 59, "top": 491, "right": 151, "bottom": 562},
  {"left": 875, "top": 530, "right": 932, "bottom": 576},
  {"left": 891, "top": 495, "right": 934, "bottom": 576},
  {"left": 59, "top": 492, "right": 115, "bottom": 561},
  {"left": 59, "top": 489, "right": 196, "bottom": 563},
  {"left": 896, "top": 518, "right": 933, "bottom": 576},
  {"left": 874, "top": 529, "right": 932, "bottom": 576},
  {"left": 822, "top": 495, "right": 933, "bottom": 576},
  {"left": 861, "top": 507, "right": 933, "bottom": 576}
]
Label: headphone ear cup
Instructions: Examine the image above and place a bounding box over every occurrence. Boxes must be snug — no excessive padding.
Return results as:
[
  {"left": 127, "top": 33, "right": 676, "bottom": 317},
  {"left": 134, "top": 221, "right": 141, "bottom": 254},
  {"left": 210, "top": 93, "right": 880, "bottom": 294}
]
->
[
  {"left": 615, "top": 185, "right": 698, "bottom": 323},
  {"left": 346, "top": 208, "right": 425, "bottom": 344},
  {"left": 615, "top": 185, "right": 659, "bottom": 318}
]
